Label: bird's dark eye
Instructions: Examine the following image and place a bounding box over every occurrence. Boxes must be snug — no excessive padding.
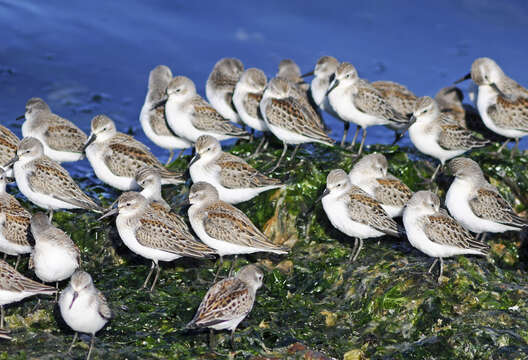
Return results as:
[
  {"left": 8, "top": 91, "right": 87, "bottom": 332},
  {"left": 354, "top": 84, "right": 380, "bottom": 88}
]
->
[
  {"left": 345, "top": 74, "right": 350, "bottom": 79},
  {"left": 126, "top": 202, "right": 131, "bottom": 206},
  {"left": 207, "top": 147, "right": 211, "bottom": 151},
  {"left": 423, "top": 110, "right": 428, "bottom": 114},
  {"left": 176, "top": 88, "right": 181, "bottom": 92},
  {"left": 337, "top": 183, "right": 341, "bottom": 187}
]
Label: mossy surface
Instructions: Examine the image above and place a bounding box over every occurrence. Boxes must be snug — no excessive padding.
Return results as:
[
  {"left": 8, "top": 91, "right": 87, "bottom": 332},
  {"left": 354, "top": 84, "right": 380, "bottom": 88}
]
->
[{"left": 2, "top": 139, "right": 528, "bottom": 359}]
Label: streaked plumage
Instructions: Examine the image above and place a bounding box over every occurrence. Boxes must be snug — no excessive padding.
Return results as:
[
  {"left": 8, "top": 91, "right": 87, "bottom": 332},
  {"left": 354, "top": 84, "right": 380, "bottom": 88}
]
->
[
  {"left": 140, "top": 65, "right": 192, "bottom": 164},
  {"left": 0, "top": 125, "right": 19, "bottom": 177},
  {"left": 0, "top": 259, "right": 56, "bottom": 329},
  {"left": 349, "top": 153, "right": 412, "bottom": 217},
  {"left": 403, "top": 191, "right": 489, "bottom": 282},
  {"left": 165, "top": 76, "right": 250, "bottom": 143},
  {"left": 206, "top": 58, "right": 244, "bottom": 124},
  {"left": 10, "top": 137, "right": 102, "bottom": 214},
  {"left": 0, "top": 169, "right": 31, "bottom": 266},
  {"left": 320, "top": 169, "right": 400, "bottom": 261},
  {"left": 446, "top": 158, "right": 527, "bottom": 235},
  {"left": 59, "top": 271, "right": 111, "bottom": 360},
  {"left": 101, "top": 192, "right": 215, "bottom": 291},
  {"left": 187, "top": 264, "right": 263, "bottom": 348},
  {"left": 20, "top": 98, "right": 87, "bottom": 163},
  {"left": 29, "top": 212, "right": 80, "bottom": 285},
  {"left": 84, "top": 115, "right": 184, "bottom": 191},
  {"left": 189, "top": 135, "right": 283, "bottom": 204},
  {"left": 188, "top": 182, "right": 288, "bottom": 258}
]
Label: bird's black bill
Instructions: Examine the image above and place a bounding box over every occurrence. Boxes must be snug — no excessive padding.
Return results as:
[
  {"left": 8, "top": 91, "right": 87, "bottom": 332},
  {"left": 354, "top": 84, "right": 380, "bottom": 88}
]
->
[
  {"left": 98, "top": 207, "right": 118, "bottom": 221},
  {"left": 4, "top": 155, "right": 19, "bottom": 168},
  {"left": 326, "top": 79, "right": 339, "bottom": 96},
  {"left": 188, "top": 153, "right": 200, "bottom": 168},
  {"left": 316, "top": 188, "right": 330, "bottom": 203},
  {"left": 150, "top": 98, "right": 167, "bottom": 110},
  {"left": 15, "top": 115, "right": 25, "bottom": 120},
  {"left": 82, "top": 134, "right": 96, "bottom": 154},
  {"left": 300, "top": 70, "right": 314, "bottom": 78},
  {"left": 453, "top": 73, "right": 471, "bottom": 84},
  {"left": 69, "top": 291, "right": 79, "bottom": 309}
]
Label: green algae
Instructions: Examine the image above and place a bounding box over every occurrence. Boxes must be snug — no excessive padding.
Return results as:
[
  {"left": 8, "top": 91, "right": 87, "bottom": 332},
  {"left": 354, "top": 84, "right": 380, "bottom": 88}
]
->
[{"left": 1, "top": 140, "right": 528, "bottom": 359}]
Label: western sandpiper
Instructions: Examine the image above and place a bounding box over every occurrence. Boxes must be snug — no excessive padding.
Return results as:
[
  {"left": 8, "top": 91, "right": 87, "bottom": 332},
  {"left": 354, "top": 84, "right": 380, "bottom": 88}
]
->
[
  {"left": 0, "top": 169, "right": 31, "bottom": 269},
  {"left": 0, "top": 125, "right": 19, "bottom": 178},
  {"left": 7, "top": 137, "right": 102, "bottom": 217},
  {"left": 348, "top": 153, "right": 412, "bottom": 217},
  {"left": 29, "top": 212, "right": 81, "bottom": 293},
  {"left": 457, "top": 58, "right": 528, "bottom": 154},
  {"left": 233, "top": 68, "right": 269, "bottom": 132},
  {"left": 319, "top": 169, "right": 400, "bottom": 262},
  {"left": 161, "top": 76, "right": 249, "bottom": 143},
  {"left": 140, "top": 65, "right": 192, "bottom": 164},
  {"left": 186, "top": 263, "right": 263, "bottom": 350},
  {"left": 407, "top": 96, "right": 489, "bottom": 181},
  {"left": 0, "top": 259, "right": 56, "bottom": 329},
  {"left": 189, "top": 135, "right": 283, "bottom": 204},
  {"left": 83, "top": 115, "right": 184, "bottom": 191},
  {"left": 277, "top": 59, "right": 309, "bottom": 92},
  {"left": 100, "top": 192, "right": 215, "bottom": 291},
  {"left": 135, "top": 167, "right": 171, "bottom": 211},
  {"left": 206, "top": 58, "right": 244, "bottom": 124},
  {"left": 260, "top": 77, "right": 335, "bottom": 172},
  {"left": 18, "top": 98, "right": 87, "bottom": 163},
  {"left": 188, "top": 182, "right": 287, "bottom": 276},
  {"left": 59, "top": 271, "right": 111, "bottom": 360},
  {"left": 446, "top": 157, "right": 527, "bottom": 239},
  {"left": 326, "top": 62, "right": 408, "bottom": 154},
  {"left": 403, "top": 191, "right": 489, "bottom": 282}
]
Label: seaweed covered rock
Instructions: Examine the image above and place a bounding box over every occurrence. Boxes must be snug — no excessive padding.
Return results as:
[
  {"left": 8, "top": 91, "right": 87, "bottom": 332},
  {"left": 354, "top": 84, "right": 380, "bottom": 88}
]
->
[{"left": 1, "top": 139, "right": 528, "bottom": 359}]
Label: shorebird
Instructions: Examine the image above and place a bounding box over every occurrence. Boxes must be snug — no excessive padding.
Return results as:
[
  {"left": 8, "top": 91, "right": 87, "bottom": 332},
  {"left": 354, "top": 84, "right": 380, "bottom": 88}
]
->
[
  {"left": 407, "top": 96, "right": 489, "bottom": 181},
  {"left": 319, "top": 169, "right": 401, "bottom": 262},
  {"left": 189, "top": 135, "right": 283, "bottom": 204},
  {"left": 100, "top": 192, "right": 216, "bottom": 291},
  {"left": 7, "top": 137, "right": 103, "bottom": 218},
  {"left": 326, "top": 62, "right": 408, "bottom": 154},
  {"left": 348, "top": 153, "right": 413, "bottom": 217},
  {"left": 18, "top": 98, "right": 87, "bottom": 163},
  {"left": 446, "top": 157, "right": 527, "bottom": 240},
  {"left": 260, "top": 77, "right": 335, "bottom": 172},
  {"left": 186, "top": 264, "right": 263, "bottom": 350},
  {"left": 403, "top": 191, "right": 489, "bottom": 282},
  {"left": 206, "top": 58, "right": 244, "bottom": 124},
  {"left": 160, "top": 76, "right": 249, "bottom": 143},
  {"left": 455, "top": 58, "right": 528, "bottom": 155},
  {"left": 233, "top": 68, "right": 269, "bottom": 133},
  {"left": 59, "top": 271, "right": 111, "bottom": 360},
  {"left": 0, "top": 259, "right": 56, "bottom": 329},
  {"left": 187, "top": 182, "right": 287, "bottom": 277},
  {"left": 83, "top": 115, "right": 184, "bottom": 191},
  {"left": 0, "top": 169, "right": 31, "bottom": 268},
  {"left": 140, "top": 65, "right": 192, "bottom": 164}
]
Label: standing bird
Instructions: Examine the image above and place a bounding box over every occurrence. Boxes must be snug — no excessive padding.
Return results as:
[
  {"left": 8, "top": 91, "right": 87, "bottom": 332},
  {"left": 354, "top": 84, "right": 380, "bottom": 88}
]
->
[
  {"left": 302, "top": 56, "right": 346, "bottom": 144},
  {"left": 59, "top": 271, "right": 111, "bottom": 360},
  {"left": 18, "top": 98, "right": 87, "bottom": 163},
  {"left": 319, "top": 169, "right": 400, "bottom": 262},
  {"left": 0, "top": 169, "right": 31, "bottom": 269},
  {"left": 348, "top": 153, "right": 413, "bottom": 218},
  {"left": 140, "top": 65, "right": 192, "bottom": 164},
  {"left": 446, "top": 158, "right": 527, "bottom": 240},
  {"left": 326, "top": 62, "right": 408, "bottom": 155},
  {"left": 455, "top": 58, "right": 528, "bottom": 155},
  {"left": 0, "top": 125, "right": 19, "bottom": 178},
  {"left": 260, "top": 77, "right": 335, "bottom": 173},
  {"left": 407, "top": 96, "right": 489, "bottom": 181},
  {"left": 161, "top": 76, "right": 250, "bottom": 143},
  {"left": 6, "top": 137, "right": 103, "bottom": 218},
  {"left": 186, "top": 264, "right": 264, "bottom": 350},
  {"left": 188, "top": 182, "right": 287, "bottom": 277},
  {"left": 99, "top": 192, "right": 215, "bottom": 291},
  {"left": 0, "top": 259, "right": 56, "bottom": 329},
  {"left": 403, "top": 191, "right": 489, "bottom": 282},
  {"left": 233, "top": 68, "right": 269, "bottom": 133},
  {"left": 83, "top": 115, "right": 184, "bottom": 191},
  {"left": 189, "top": 135, "right": 283, "bottom": 204},
  {"left": 206, "top": 58, "right": 244, "bottom": 124},
  {"left": 29, "top": 212, "right": 81, "bottom": 295}
]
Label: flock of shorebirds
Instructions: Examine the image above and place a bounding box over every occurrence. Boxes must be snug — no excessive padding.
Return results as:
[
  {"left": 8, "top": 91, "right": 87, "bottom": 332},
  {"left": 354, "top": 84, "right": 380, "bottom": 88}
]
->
[{"left": 0, "top": 55, "right": 527, "bottom": 358}]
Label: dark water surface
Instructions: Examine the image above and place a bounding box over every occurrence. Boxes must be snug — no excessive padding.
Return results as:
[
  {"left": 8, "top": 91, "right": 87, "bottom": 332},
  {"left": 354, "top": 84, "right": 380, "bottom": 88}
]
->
[{"left": 0, "top": 0, "right": 527, "bottom": 172}]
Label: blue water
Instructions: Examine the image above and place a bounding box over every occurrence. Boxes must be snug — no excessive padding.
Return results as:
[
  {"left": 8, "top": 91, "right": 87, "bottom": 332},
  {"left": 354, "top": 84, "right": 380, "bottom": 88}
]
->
[{"left": 1, "top": 0, "right": 527, "bottom": 175}]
